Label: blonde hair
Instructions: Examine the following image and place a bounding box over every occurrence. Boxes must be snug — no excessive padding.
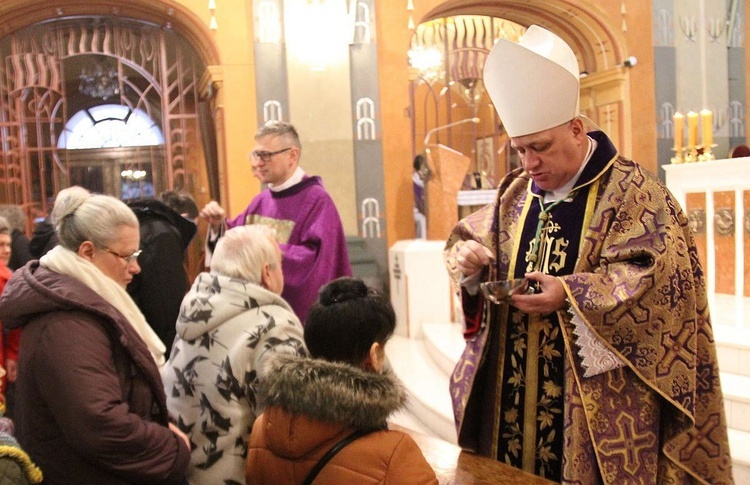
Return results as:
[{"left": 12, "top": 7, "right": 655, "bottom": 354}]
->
[
  {"left": 210, "top": 225, "right": 279, "bottom": 285},
  {"left": 56, "top": 193, "right": 138, "bottom": 251},
  {"left": 255, "top": 120, "right": 301, "bottom": 153}
]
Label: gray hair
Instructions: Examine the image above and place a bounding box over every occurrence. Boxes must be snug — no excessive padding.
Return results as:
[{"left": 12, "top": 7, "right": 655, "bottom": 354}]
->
[
  {"left": 51, "top": 186, "right": 91, "bottom": 227},
  {"left": 0, "top": 205, "right": 25, "bottom": 233},
  {"left": 254, "top": 120, "right": 301, "bottom": 151},
  {"left": 56, "top": 193, "right": 138, "bottom": 251},
  {"left": 0, "top": 216, "right": 10, "bottom": 236},
  {"left": 210, "top": 225, "right": 279, "bottom": 285}
]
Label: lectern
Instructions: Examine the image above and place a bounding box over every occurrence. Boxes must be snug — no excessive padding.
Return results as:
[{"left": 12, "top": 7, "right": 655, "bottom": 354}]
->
[{"left": 424, "top": 144, "right": 471, "bottom": 241}]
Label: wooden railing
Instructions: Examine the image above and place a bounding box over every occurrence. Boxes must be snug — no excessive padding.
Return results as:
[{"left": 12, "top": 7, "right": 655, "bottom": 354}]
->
[{"left": 392, "top": 423, "right": 555, "bottom": 484}]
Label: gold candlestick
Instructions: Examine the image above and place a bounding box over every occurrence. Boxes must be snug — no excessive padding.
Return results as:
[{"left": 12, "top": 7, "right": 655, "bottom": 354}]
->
[
  {"left": 670, "top": 147, "right": 685, "bottom": 164},
  {"left": 698, "top": 144, "right": 717, "bottom": 161}
]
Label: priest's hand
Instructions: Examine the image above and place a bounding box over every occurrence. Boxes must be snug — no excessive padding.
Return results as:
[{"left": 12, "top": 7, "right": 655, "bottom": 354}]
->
[
  {"left": 456, "top": 240, "right": 494, "bottom": 278},
  {"left": 200, "top": 200, "right": 225, "bottom": 232},
  {"left": 510, "top": 271, "right": 566, "bottom": 315}
]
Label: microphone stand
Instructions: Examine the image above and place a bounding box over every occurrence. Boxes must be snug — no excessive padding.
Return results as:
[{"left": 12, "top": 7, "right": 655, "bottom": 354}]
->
[{"left": 423, "top": 117, "right": 481, "bottom": 149}]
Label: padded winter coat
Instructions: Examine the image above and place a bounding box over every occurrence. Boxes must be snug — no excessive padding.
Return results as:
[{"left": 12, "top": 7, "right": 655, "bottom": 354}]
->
[
  {"left": 0, "top": 262, "right": 190, "bottom": 484},
  {"left": 246, "top": 354, "right": 438, "bottom": 485}
]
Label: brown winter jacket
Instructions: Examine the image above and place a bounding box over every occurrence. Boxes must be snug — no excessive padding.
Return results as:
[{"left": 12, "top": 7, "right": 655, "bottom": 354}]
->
[
  {"left": 0, "top": 262, "right": 190, "bottom": 484},
  {"left": 246, "top": 354, "right": 438, "bottom": 485}
]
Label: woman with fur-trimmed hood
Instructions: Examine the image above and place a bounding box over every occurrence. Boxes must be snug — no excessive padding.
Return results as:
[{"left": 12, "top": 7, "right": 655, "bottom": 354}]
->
[{"left": 246, "top": 277, "right": 437, "bottom": 485}]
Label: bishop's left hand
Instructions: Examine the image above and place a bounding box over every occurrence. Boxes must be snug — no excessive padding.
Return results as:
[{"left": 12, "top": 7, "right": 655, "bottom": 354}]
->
[{"left": 510, "top": 271, "right": 566, "bottom": 315}]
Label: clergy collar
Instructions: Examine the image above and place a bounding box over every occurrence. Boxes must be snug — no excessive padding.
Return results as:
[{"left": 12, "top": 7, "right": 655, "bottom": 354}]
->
[
  {"left": 544, "top": 136, "right": 597, "bottom": 203},
  {"left": 269, "top": 167, "right": 305, "bottom": 192}
]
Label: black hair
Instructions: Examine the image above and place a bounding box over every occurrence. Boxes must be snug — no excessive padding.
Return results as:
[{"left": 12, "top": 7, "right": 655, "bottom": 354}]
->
[
  {"left": 304, "top": 277, "right": 396, "bottom": 366},
  {"left": 413, "top": 154, "right": 426, "bottom": 171},
  {"left": 160, "top": 190, "right": 199, "bottom": 219}
]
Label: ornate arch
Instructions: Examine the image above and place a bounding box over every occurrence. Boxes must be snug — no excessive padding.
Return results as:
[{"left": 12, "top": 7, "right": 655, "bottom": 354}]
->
[
  {"left": 408, "top": 0, "right": 633, "bottom": 183},
  {"left": 420, "top": 0, "right": 627, "bottom": 75},
  {"left": 0, "top": 0, "right": 219, "bottom": 67},
  {"left": 0, "top": 4, "right": 219, "bottom": 226}
]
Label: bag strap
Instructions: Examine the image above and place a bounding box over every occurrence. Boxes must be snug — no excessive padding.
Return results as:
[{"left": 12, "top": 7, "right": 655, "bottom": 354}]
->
[{"left": 302, "top": 427, "right": 380, "bottom": 485}]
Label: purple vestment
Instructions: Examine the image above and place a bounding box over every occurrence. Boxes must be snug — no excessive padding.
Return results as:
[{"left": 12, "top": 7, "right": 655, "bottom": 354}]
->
[{"left": 228, "top": 176, "right": 352, "bottom": 323}]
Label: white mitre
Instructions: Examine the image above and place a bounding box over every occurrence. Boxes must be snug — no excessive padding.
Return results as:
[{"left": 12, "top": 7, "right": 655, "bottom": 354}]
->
[{"left": 483, "top": 25, "right": 580, "bottom": 138}]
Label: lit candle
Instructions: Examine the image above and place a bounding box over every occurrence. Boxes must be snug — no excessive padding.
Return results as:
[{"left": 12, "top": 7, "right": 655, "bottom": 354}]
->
[
  {"left": 687, "top": 111, "right": 699, "bottom": 148},
  {"left": 673, "top": 112, "right": 684, "bottom": 150},
  {"left": 700, "top": 109, "right": 713, "bottom": 147}
]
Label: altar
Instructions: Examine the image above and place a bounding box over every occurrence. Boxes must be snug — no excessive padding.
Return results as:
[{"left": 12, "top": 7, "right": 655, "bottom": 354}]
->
[{"left": 663, "top": 157, "right": 750, "bottom": 329}]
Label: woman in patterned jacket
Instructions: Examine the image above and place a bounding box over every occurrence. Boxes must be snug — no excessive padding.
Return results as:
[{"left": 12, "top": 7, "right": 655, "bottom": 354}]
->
[{"left": 161, "top": 224, "right": 307, "bottom": 485}]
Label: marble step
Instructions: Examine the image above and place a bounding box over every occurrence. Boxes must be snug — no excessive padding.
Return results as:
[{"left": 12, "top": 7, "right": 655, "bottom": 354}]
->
[
  {"left": 422, "top": 321, "right": 465, "bottom": 376},
  {"left": 714, "top": 324, "right": 750, "bottom": 378},
  {"left": 386, "top": 334, "right": 457, "bottom": 444},
  {"left": 722, "top": 372, "right": 750, "bottom": 433},
  {"left": 729, "top": 429, "right": 750, "bottom": 484}
]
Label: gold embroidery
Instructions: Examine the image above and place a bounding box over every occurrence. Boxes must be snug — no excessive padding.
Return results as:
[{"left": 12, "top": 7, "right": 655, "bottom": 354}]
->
[
  {"left": 500, "top": 312, "right": 563, "bottom": 476},
  {"left": 244, "top": 214, "right": 295, "bottom": 244},
  {"left": 545, "top": 237, "right": 569, "bottom": 273}
]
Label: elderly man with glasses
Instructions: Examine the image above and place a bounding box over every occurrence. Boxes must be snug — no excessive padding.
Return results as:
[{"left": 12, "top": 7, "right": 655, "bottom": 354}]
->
[{"left": 200, "top": 120, "right": 351, "bottom": 324}]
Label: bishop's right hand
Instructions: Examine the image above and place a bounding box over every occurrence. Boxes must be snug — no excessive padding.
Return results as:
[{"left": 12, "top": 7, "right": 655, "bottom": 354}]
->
[{"left": 456, "top": 240, "right": 495, "bottom": 278}]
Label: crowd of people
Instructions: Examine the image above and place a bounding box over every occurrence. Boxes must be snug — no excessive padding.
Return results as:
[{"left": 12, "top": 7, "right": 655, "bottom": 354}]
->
[
  {"left": 0, "top": 119, "right": 435, "bottom": 484},
  {"left": 0, "top": 25, "right": 735, "bottom": 485}
]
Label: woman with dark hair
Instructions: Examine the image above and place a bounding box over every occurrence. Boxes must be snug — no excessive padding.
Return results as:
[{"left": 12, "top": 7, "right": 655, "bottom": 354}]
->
[{"left": 246, "top": 277, "right": 437, "bottom": 484}]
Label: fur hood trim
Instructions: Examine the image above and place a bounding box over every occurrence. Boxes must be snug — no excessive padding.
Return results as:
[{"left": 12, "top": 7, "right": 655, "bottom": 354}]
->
[{"left": 259, "top": 353, "right": 407, "bottom": 430}]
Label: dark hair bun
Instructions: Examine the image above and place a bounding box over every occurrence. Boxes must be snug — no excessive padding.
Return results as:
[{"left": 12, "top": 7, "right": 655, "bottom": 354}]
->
[{"left": 318, "top": 277, "right": 368, "bottom": 306}]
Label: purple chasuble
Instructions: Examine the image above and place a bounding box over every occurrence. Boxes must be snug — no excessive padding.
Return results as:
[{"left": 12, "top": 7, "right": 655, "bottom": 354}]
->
[{"left": 228, "top": 176, "right": 352, "bottom": 322}]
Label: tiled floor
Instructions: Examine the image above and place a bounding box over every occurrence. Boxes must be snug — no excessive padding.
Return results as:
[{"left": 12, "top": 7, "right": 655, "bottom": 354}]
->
[{"left": 386, "top": 294, "right": 750, "bottom": 484}]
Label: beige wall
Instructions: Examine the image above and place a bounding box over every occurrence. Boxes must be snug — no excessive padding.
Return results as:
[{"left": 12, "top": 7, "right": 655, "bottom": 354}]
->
[
  {"left": 176, "top": 0, "right": 260, "bottom": 218},
  {"left": 174, "top": 0, "right": 659, "bottom": 246},
  {"left": 285, "top": 0, "right": 357, "bottom": 234}
]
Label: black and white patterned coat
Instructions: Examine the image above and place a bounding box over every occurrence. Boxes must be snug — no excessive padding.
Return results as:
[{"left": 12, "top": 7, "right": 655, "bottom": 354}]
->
[{"left": 161, "top": 272, "right": 307, "bottom": 485}]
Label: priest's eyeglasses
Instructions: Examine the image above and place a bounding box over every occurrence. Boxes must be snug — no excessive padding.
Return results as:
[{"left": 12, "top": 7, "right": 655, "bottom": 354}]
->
[
  {"left": 251, "top": 147, "right": 292, "bottom": 163},
  {"left": 101, "top": 246, "right": 143, "bottom": 264}
]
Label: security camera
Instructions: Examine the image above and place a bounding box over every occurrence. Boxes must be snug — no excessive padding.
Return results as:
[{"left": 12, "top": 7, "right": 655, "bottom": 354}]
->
[{"left": 623, "top": 56, "right": 638, "bottom": 68}]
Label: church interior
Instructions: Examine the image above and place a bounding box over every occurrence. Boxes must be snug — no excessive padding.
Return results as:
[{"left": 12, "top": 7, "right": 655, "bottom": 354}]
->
[{"left": 0, "top": 0, "right": 748, "bottom": 482}]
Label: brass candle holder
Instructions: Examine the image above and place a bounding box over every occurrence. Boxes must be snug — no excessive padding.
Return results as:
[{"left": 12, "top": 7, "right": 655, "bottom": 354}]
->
[
  {"left": 671, "top": 109, "right": 715, "bottom": 163},
  {"left": 698, "top": 144, "right": 717, "bottom": 162},
  {"left": 670, "top": 147, "right": 685, "bottom": 164},
  {"left": 684, "top": 146, "right": 699, "bottom": 163}
]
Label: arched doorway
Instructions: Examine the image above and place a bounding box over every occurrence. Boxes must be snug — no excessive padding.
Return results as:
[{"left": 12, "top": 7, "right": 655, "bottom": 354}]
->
[
  {"left": 0, "top": 17, "right": 203, "bottom": 220},
  {"left": 408, "top": 1, "right": 632, "bottom": 184},
  {"left": 0, "top": 3, "right": 220, "bottom": 236}
]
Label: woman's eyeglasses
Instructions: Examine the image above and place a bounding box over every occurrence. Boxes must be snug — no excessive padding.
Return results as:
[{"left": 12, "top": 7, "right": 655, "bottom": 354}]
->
[{"left": 101, "top": 247, "right": 142, "bottom": 264}]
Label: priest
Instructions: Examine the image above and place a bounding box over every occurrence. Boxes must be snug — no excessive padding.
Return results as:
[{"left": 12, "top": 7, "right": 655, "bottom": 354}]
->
[{"left": 200, "top": 121, "right": 352, "bottom": 324}]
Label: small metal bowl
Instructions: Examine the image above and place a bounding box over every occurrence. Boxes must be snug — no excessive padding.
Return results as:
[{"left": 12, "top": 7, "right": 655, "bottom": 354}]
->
[{"left": 479, "top": 278, "right": 529, "bottom": 304}]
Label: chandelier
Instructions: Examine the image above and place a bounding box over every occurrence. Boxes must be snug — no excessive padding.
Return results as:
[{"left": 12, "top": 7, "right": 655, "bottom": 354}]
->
[{"left": 79, "top": 61, "right": 121, "bottom": 100}]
